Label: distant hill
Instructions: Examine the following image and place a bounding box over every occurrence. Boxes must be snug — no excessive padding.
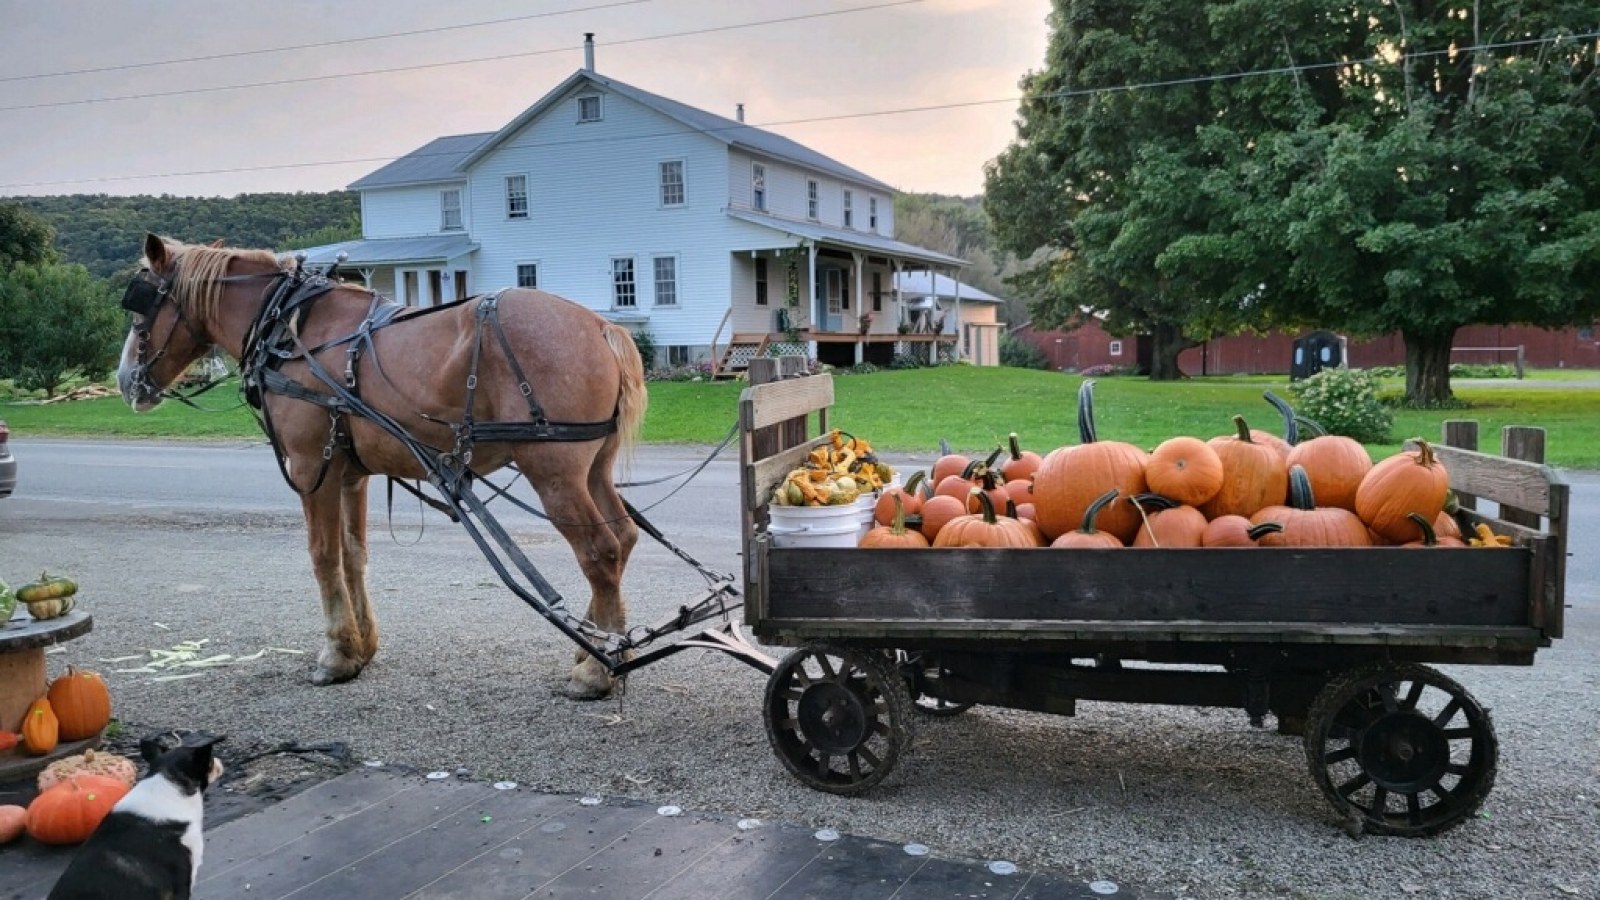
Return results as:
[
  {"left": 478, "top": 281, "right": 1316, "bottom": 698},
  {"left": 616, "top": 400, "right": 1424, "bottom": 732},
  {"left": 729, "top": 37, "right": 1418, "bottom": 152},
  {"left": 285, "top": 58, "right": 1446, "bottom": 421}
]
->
[{"left": 8, "top": 192, "right": 360, "bottom": 278}]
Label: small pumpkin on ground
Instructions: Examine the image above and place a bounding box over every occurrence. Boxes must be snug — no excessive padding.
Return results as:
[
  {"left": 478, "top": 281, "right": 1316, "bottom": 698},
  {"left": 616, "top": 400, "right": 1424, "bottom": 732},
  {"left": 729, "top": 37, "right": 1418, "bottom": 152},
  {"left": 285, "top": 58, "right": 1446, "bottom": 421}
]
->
[
  {"left": 860, "top": 494, "right": 930, "bottom": 549},
  {"left": 22, "top": 697, "right": 59, "bottom": 755},
  {"left": 1354, "top": 440, "right": 1452, "bottom": 544},
  {"left": 47, "top": 667, "right": 113, "bottom": 741},
  {"left": 25, "top": 774, "right": 130, "bottom": 845},
  {"left": 38, "top": 748, "right": 138, "bottom": 791},
  {"left": 1049, "top": 489, "right": 1125, "bottom": 549}
]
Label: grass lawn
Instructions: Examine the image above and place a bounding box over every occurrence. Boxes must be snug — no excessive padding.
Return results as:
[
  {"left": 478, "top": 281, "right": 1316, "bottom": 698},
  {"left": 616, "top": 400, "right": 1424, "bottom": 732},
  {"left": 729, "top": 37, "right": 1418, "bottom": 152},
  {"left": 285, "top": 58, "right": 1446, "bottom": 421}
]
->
[{"left": 6, "top": 367, "right": 1598, "bottom": 468}]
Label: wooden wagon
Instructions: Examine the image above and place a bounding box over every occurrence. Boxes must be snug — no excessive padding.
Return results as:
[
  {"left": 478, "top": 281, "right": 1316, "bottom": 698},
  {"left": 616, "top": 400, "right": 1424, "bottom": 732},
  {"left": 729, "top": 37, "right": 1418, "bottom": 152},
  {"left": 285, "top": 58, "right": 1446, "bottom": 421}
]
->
[{"left": 737, "top": 372, "right": 1569, "bottom": 836}]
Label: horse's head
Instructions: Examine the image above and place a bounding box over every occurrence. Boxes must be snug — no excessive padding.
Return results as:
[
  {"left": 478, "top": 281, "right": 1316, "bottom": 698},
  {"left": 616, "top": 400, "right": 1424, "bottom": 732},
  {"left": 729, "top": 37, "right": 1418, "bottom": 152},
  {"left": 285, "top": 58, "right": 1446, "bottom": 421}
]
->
[{"left": 117, "top": 233, "right": 279, "bottom": 411}]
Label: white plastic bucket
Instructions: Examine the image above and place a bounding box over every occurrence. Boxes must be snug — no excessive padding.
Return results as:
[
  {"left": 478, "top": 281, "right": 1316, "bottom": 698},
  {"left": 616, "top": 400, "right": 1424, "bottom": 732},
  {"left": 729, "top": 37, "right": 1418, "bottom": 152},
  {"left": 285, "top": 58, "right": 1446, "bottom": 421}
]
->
[{"left": 769, "top": 497, "right": 877, "bottom": 548}]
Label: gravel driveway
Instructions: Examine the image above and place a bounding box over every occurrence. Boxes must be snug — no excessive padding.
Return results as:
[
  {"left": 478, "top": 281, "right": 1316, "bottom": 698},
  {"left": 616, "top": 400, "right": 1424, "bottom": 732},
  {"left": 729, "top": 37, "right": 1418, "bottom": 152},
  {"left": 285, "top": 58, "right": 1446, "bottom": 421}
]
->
[{"left": 2, "top": 446, "right": 1595, "bottom": 900}]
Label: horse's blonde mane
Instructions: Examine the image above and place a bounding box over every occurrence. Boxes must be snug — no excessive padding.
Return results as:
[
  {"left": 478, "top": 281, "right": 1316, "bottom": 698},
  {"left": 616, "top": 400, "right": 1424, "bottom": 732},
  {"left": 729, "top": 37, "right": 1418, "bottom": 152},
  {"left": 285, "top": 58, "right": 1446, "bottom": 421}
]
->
[{"left": 150, "top": 241, "right": 284, "bottom": 323}]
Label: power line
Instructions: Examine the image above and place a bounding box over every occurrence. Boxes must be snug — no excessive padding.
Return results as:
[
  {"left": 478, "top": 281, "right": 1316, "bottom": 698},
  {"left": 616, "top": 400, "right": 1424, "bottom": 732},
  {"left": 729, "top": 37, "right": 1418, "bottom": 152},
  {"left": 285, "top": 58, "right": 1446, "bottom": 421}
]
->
[
  {"left": 0, "top": 1, "right": 924, "bottom": 112},
  {"left": 3, "top": 29, "right": 1593, "bottom": 192},
  {"left": 0, "top": 0, "right": 652, "bottom": 84}
]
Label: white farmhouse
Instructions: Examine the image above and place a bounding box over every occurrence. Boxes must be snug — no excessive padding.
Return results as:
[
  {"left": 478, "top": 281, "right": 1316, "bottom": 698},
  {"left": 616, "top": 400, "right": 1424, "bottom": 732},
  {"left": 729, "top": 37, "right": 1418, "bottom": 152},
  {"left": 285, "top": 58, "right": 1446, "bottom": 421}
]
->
[{"left": 302, "top": 37, "right": 980, "bottom": 373}]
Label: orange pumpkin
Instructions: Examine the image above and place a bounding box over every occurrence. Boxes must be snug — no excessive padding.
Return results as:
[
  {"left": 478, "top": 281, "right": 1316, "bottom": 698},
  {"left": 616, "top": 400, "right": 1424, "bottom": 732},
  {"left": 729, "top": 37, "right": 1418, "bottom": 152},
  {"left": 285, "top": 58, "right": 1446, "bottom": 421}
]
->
[
  {"left": 931, "top": 438, "right": 971, "bottom": 485},
  {"left": 1129, "top": 495, "right": 1208, "bottom": 548},
  {"left": 1201, "top": 515, "right": 1283, "bottom": 547},
  {"left": 1000, "top": 432, "right": 1043, "bottom": 482},
  {"left": 860, "top": 494, "right": 931, "bottom": 548},
  {"left": 1355, "top": 440, "right": 1452, "bottom": 544},
  {"left": 22, "top": 697, "right": 59, "bottom": 756},
  {"left": 1145, "top": 437, "right": 1224, "bottom": 507},
  {"left": 0, "top": 805, "right": 26, "bottom": 845},
  {"left": 1049, "top": 489, "right": 1125, "bottom": 549},
  {"left": 918, "top": 493, "right": 967, "bottom": 543},
  {"left": 1032, "top": 382, "right": 1148, "bottom": 542},
  {"left": 1432, "top": 510, "right": 1464, "bottom": 541},
  {"left": 1003, "top": 477, "right": 1034, "bottom": 506},
  {"left": 873, "top": 471, "right": 928, "bottom": 526},
  {"left": 1285, "top": 435, "right": 1372, "bottom": 512},
  {"left": 1251, "top": 466, "right": 1372, "bottom": 547},
  {"left": 47, "top": 667, "right": 113, "bottom": 741},
  {"left": 1402, "top": 512, "right": 1467, "bottom": 548},
  {"left": 1199, "top": 415, "right": 1289, "bottom": 520},
  {"left": 933, "top": 491, "right": 1041, "bottom": 547},
  {"left": 25, "top": 774, "right": 130, "bottom": 845}
]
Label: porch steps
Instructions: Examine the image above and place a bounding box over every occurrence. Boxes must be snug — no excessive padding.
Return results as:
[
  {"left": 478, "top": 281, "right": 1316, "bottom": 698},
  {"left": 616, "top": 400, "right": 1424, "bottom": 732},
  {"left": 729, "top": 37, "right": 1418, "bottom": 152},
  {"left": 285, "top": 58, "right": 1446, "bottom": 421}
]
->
[{"left": 711, "top": 332, "right": 769, "bottom": 380}]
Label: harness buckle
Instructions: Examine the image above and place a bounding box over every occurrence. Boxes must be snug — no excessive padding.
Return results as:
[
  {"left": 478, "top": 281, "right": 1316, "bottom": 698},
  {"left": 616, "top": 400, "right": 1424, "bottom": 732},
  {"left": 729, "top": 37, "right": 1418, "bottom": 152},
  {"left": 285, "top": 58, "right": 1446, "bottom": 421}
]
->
[{"left": 519, "top": 382, "right": 533, "bottom": 397}]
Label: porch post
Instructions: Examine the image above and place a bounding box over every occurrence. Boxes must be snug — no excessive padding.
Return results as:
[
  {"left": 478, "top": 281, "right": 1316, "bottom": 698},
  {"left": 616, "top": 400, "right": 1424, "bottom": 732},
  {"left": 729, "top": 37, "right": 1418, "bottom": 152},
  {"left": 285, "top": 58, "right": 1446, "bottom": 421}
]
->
[
  {"left": 807, "top": 241, "right": 819, "bottom": 359},
  {"left": 852, "top": 251, "right": 866, "bottom": 366},
  {"left": 951, "top": 268, "right": 963, "bottom": 363}
]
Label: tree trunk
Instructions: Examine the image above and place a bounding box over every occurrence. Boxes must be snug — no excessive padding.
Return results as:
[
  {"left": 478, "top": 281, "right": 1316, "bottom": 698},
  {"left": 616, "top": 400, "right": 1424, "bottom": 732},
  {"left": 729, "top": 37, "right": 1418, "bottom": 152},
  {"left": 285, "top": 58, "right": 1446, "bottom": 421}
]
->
[
  {"left": 1147, "top": 322, "right": 1196, "bottom": 381},
  {"left": 1402, "top": 328, "right": 1456, "bottom": 406}
]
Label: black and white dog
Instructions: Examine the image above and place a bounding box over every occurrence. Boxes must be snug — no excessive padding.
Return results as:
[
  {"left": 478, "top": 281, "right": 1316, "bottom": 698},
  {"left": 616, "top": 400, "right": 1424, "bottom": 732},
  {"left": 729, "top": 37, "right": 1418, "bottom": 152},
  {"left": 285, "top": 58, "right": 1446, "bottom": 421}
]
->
[{"left": 48, "top": 732, "right": 226, "bottom": 900}]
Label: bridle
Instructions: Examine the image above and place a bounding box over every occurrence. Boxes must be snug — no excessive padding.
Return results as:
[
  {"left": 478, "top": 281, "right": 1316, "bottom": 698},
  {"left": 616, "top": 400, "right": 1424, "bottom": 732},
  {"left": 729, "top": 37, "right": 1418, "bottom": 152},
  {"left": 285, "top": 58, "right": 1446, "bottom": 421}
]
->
[{"left": 119, "top": 264, "right": 279, "bottom": 408}]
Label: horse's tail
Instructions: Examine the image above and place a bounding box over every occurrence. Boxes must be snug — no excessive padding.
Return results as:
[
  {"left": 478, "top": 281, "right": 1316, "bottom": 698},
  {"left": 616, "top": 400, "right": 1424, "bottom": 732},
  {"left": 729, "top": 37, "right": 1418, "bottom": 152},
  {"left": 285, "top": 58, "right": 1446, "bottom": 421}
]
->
[{"left": 605, "top": 321, "right": 648, "bottom": 455}]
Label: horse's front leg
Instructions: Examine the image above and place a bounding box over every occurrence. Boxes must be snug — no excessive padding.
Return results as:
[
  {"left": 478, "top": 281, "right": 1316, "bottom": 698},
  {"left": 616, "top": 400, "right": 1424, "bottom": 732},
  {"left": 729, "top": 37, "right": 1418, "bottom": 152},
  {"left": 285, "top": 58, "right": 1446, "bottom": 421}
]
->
[
  {"left": 340, "top": 475, "right": 379, "bottom": 665},
  {"left": 301, "top": 478, "right": 365, "bottom": 686}
]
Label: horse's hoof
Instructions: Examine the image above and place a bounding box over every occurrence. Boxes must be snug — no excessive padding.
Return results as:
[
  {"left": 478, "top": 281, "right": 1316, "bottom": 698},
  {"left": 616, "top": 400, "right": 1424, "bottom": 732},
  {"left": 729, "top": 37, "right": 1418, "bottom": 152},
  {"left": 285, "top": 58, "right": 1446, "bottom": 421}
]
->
[
  {"left": 564, "top": 666, "right": 615, "bottom": 700},
  {"left": 312, "top": 664, "right": 362, "bottom": 686}
]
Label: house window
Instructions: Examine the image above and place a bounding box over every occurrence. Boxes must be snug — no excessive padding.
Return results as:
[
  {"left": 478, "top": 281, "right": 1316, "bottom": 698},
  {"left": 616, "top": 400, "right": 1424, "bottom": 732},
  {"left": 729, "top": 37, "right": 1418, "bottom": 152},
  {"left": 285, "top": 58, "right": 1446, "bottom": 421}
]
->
[
  {"left": 659, "top": 160, "right": 685, "bottom": 207},
  {"left": 754, "top": 258, "right": 768, "bottom": 306},
  {"left": 440, "top": 189, "right": 463, "bottom": 231},
  {"left": 871, "top": 271, "right": 883, "bottom": 312},
  {"left": 668, "top": 345, "right": 691, "bottom": 366},
  {"left": 516, "top": 263, "right": 538, "bottom": 289},
  {"left": 653, "top": 256, "right": 677, "bottom": 307},
  {"left": 578, "top": 95, "right": 602, "bottom": 122},
  {"left": 807, "top": 180, "right": 819, "bottom": 220},
  {"left": 843, "top": 190, "right": 853, "bottom": 228},
  {"left": 825, "top": 269, "right": 843, "bottom": 314},
  {"left": 869, "top": 197, "right": 878, "bottom": 231},
  {"left": 751, "top": 163, "right": 766, "bottom": 211},
  {"left": 612, "top": 257, "right": 636, "bottom": 308},
  {"left": 1109, "top": 340, "right": 1124, "bottom": 356},
  {"left": 505, "top": 175, "right": 528, "bottom": 220}
]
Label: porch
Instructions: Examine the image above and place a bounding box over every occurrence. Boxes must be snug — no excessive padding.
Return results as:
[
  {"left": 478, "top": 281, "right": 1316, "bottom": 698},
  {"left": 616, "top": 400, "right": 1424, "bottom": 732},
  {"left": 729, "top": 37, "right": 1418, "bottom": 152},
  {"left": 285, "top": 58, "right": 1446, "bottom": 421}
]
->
[{"left": 710, "top": 328, "right": 956, "bottom": 380}]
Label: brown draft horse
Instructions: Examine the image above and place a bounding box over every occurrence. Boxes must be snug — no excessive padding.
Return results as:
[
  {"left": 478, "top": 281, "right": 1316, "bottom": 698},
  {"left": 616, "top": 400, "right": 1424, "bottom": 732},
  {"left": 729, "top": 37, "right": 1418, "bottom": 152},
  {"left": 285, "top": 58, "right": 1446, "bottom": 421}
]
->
[{"left": 116, "top": 234, "right": 646, "bottom": 698}]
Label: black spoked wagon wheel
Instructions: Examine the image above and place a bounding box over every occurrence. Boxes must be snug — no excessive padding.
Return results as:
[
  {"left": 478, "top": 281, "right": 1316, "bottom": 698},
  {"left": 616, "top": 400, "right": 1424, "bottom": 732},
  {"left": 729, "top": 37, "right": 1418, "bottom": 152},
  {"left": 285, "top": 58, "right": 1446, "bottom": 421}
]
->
[
  {"left": 1304, "top": 662, "right": 1497, "bottom": 837},
  {"left": 764, "top": 643, "right": 914, "bottom": 794},
  {"left": 901, "top": 653, "right": 975, "bottom": 717}
]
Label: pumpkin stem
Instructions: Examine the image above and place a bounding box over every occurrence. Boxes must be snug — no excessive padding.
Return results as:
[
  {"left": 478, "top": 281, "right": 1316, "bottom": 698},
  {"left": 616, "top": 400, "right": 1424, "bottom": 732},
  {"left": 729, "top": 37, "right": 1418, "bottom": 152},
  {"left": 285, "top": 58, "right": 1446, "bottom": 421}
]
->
[
  {"left": 1077, "top": 380, "right": 1098, "bottom": 444},
  {"left": 1287, "top": 465, "right": 1317, "bottom": 511},
  {"left": 1129, "top": 492, "right": 1181, "bottom": 512},
  {"left": 938, "top": 437, "right": 952, "bottom": 456},
  {"left": 889, "top": 493, "right": 909, "bottom": 535},
  {"left": 971, "top": 488, "right": 1000, "bottom": 524},
  {"left": 1412, "top": 439, "right": 1437, "bottom": 468},
  {"left": 1247, "top": 521, "right": 1285, "bottom": 540},
  {"left": 1263, "top": 391, "right": 1299, "bottom": 446},
  {"left": 1406, "top": 511, "right": 1439, "bottom": 546},
  {"left": 1008, "top": 432, "right": 1025, "bottom": 461},
  {"left": 1296, "top": 415, "right": 1328, "bottom": 438},
  {"left": 1079, "top": 488, "right": 1120, "bottom": 534},
  {"left": 1005, "top": 498, "right": 1020, "bottom": 518},
  {"left": 1232, "top": 415, "right": 1254, "bottom": 443}
]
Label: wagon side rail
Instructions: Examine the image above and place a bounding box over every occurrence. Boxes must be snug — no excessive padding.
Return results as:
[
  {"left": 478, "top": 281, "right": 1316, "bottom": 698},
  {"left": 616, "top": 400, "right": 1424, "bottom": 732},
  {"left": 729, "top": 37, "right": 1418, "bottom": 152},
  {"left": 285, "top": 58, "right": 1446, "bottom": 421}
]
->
[{"left": 1424, "top": 424, "right": 1568, "bottom": 638}]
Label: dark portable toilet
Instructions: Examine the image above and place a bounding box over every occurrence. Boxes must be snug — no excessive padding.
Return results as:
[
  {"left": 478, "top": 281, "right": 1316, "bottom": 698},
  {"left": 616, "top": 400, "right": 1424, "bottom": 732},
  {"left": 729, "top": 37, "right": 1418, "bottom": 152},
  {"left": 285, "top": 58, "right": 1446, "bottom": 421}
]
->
[{"left": 1291, "top": 330, "right": 1344, "bottom": 380}]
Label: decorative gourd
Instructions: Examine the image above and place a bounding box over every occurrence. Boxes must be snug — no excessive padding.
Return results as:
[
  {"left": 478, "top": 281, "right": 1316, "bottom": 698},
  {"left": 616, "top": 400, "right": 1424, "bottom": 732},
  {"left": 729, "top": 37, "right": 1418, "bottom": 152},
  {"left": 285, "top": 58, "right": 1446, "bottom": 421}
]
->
[
  {"left": 47, "top": 667, "right": 113, "bottom": 741},
  {"left": 1285, "top": 435, "right": 1372, "bottom": 512},
  {"left": 1128, "top": 495, "right": 1208, "bottom": 548},
  {"left": 0, "top": 805, "right": 27, "bottom": 845},
  {"left": 15, "top": 572, "right": 78, "bottom": 603},
  {"left": 859, "top": 494, "right": 931, "bottom": 549},
  {"left": 23, "top": 593, "right": 76, "bottom": 620},
  {"left": 1049, "top": 489, "right": 1125, "bottom": 549},
  {"left": 22, "top": 697, "right": 59, "bottom": 755},
  {"left": 933, "top": 491, "right": 1041, "bottom": 548},
  {"left": 1402, "top": 512, "right": 1466, "bottom": 548},
  {"left": 873, "top": 471, "right": 928, "bottom": 526},
  {"left": 1000, "top": 432, "right": 1043, "bottom": 483},
  {"left": 1201, "top": 516, "right": 1283, "bottom": 547},
  {"left": 1032, "top": 382, "right": 1149, "bottom": 542},
  {"left": 1145, "top": 437, "right": 1224, "bottom": 507},
  {"left": 25, "top": 774, "right": 130, "bottom": 845},
  {"left": 0, "top": 577, "right": 14, "bottom": 623},
  {"left": 1354, "top": 440, "right": 1451, "bottom": 544},
  {"left": 1199, "top": 415, "right": 1289, "bottom": 520},
  {"left": 38, "top": 749, "right": 139, "bottom": 791},
  {"left": 1251, "top": 466, "right": 1371, "bottom": 547},
  {"left": 918, "top": 493, "right": 967, "bottom": 543}
]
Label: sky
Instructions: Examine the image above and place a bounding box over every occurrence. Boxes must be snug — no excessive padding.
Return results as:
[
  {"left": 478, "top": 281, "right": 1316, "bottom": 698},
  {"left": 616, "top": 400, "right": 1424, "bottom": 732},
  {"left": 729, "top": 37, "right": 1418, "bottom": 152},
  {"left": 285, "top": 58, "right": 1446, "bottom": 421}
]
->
[{"left": 0, "top": 0, "right": 1054, "bottom": 199}]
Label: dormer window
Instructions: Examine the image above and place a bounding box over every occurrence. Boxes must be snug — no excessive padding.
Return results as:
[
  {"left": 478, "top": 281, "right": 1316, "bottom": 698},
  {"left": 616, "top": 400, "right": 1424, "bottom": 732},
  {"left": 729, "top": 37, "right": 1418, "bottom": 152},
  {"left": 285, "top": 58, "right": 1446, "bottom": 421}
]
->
[
  {"left": 752, "top": 163, "right": 767, "bottom": 212},
  {"left": 440, "top": 189, "right": 463, "bottom": 231},
  {"left": 578, "top": 95, "right": 602, "bottom": 122},
  {"left": 807, "top": 180, "right": 819, "bottom": 220},
  {"left": 843, "top": 190, "right": 853, "bottom": 229}
]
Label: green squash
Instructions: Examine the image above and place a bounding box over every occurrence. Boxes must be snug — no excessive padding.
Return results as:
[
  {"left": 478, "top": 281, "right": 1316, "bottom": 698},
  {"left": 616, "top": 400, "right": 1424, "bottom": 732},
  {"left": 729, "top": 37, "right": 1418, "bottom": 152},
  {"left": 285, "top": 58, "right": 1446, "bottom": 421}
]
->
[
  {"left": 15, "top": 572, "right": 77, "bottom": 604},
  {"left": 0, "top": 577, "right": 15, "bottom": 624}
]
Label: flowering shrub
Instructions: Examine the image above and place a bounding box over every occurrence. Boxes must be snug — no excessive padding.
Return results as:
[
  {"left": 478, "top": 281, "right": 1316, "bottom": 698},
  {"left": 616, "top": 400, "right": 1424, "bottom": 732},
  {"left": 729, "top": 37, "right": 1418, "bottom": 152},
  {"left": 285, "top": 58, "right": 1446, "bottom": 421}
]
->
[{"left": 1290, "top": 367, "right": 1393, "bottom": 443}]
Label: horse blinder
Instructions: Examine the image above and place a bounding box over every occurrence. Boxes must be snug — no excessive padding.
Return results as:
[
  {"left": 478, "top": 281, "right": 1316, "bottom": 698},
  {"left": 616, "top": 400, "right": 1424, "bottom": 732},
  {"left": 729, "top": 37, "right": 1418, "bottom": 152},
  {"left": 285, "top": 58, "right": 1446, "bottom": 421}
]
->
[{"left": 121, "top": 269, "right": 166, "bottom": 318}]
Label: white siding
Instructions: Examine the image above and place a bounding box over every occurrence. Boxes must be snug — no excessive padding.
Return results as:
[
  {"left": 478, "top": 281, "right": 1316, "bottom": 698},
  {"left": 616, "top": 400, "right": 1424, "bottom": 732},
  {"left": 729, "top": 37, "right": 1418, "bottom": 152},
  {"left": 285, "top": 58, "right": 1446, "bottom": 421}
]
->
[
  {"left": 362, "top": 183, "right": 471, "bottom": 238},
  {"left": 727, "top": 149, "right": 897, "bottom": 237}
]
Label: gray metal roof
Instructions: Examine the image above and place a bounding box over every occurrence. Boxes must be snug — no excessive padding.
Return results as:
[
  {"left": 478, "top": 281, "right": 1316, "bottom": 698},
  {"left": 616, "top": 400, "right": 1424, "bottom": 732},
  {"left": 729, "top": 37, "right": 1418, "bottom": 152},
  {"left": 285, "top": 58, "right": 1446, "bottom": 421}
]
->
[
  {"left": 347, "top": 133, "right": 492, "bottom": 190},
  {"left": 727, "top": 210, "right": 967, "bottom": 267},
  {"left": 298, "top": 234, "right": 479, "bottom": 266},
  {"left": 457, "top": 70, "right": 894, "bottom": 191},
  {"left": 894, "top": 271, "right": 1001, "bottom": 303}
]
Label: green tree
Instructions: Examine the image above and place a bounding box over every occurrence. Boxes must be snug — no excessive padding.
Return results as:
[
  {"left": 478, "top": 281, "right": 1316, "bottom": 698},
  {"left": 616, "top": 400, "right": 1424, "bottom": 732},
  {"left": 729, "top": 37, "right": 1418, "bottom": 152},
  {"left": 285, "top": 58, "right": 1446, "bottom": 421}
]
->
[
  {"left": 0, "top": 263, "right": 123, "bottom": 396},
  {"left": 0, "top": 203, "right": 57, "bottom": 270}
]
